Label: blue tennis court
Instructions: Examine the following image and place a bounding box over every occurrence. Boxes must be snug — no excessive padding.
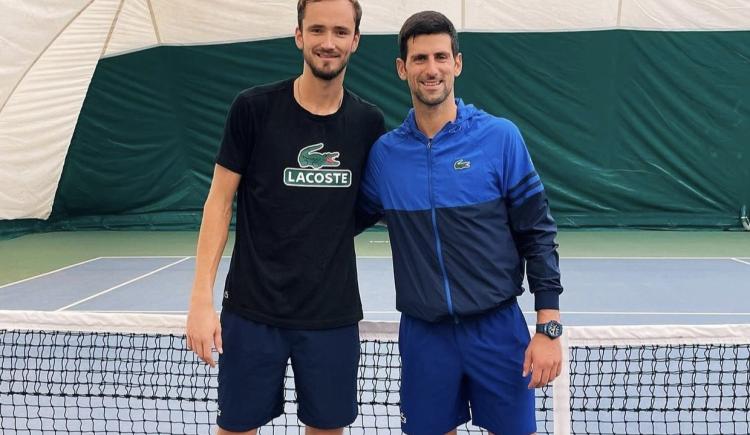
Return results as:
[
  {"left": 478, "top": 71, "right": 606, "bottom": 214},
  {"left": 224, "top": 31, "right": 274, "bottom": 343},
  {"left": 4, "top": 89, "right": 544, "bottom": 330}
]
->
[{"left": 2, "top": 255, "right": 748, "bottom": 325}]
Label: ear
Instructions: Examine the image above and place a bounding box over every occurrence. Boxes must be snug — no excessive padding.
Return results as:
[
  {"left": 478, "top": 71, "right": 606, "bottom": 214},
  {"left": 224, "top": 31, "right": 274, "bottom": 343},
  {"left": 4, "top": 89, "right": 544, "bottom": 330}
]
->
[
  {"left": 350, "top": 32, "right": 360, "bottom": 54},
  {"left": 294, "top": 27, "right": 303, "bottom": 50},
  {"left": 454, "top": 52, "right": 463, "bottom": 77},
  {"left": 396, "top": 58, "right": 407, "bottom": 81}
]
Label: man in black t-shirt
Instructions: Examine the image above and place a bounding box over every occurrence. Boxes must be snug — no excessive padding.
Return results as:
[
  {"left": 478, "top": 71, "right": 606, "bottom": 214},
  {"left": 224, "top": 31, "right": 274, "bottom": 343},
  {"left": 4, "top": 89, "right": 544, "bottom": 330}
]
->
[{"left": 185, "top": 1, "right": 384, "bottom": 434}]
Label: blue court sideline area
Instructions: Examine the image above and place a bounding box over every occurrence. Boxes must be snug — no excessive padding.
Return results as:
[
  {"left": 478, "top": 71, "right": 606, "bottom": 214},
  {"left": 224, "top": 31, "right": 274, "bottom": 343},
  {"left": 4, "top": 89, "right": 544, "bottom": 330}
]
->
[{"left": 1, "top": 256, "right": 749, "bottom": 325}]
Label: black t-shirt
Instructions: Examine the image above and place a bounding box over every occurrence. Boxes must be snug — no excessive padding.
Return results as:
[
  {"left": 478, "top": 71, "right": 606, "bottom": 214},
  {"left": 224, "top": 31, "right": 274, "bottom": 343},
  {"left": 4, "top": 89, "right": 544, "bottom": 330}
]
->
[{"left": 216, "top": 78, "right": 385, "bottom": 329}]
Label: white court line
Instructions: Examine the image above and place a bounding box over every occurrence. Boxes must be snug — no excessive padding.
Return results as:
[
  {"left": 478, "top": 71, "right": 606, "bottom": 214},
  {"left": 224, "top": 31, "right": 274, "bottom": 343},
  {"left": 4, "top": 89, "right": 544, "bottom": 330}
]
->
[
  {"left": 731, "top": 258, "right": 750, "bottom": 266},
  {"left": 525, "top": 311, "right": 750, "bottom": 316},
  {"left": 362, "top": 256, "right": 745, "bottom": 260},
  {"left": 562, "top": 256, "right": 741, "bottom": 260},
  {"left": 99, "top": 255, "right": 234, "bottom": 259},
  {"left": 84, "top": 255, "right": 747, "bottom": 261},
  {"left": 55, "top": 257, "right": 192, "bottom": 312},
  {"left": 98, "top": 255, "right": 191, "bottom": 259},
  {"left": 84, "top": 310, "right": 190, "bottom": 314},
  {"left": 0, "top": 257, "right": 103, "bottom": 289},
  {"left": 98, "top": 255, "right": 395, "bottom": 260},
  {"left": 99, "top": 255, "right": 744, "bottom": 260},
  {"left": 366, "top": 310, "right": 750, "bottom": 316},
  {"left": 67, "top": 310, "right": 750, "bottom": 316}
]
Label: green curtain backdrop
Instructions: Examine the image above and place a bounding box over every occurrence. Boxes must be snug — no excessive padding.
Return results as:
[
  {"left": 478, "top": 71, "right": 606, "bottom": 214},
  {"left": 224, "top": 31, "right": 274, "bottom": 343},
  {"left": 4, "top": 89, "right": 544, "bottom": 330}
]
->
[{"left": 4, "top": 31, "right": 749, "bottom": 236}]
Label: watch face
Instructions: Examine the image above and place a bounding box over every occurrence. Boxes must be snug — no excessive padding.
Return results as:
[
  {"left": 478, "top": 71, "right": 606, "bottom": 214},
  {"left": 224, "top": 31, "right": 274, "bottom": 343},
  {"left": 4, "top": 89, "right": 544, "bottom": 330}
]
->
[{"left": 546, "top": 321, "right": 562, "bottom": 338}]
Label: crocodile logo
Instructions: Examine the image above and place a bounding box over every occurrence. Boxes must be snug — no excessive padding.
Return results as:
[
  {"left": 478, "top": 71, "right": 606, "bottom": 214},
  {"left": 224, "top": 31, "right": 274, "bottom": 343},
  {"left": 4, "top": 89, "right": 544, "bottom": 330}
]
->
[
  {"left": 283, "top": 142, "right": 351, "bottom": 188},
  {"left": 298, "top": 143, "right": 340, "bottom": 169},
  {"left": 454, "top": 159, "right": 471, "bottom": 170}
]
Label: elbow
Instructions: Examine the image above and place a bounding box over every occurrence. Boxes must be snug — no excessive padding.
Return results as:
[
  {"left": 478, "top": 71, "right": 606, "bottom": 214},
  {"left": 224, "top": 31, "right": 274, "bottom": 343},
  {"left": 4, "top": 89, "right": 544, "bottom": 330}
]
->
[{"left": 204, "top": 193, "right": 234, "bottom": 222}]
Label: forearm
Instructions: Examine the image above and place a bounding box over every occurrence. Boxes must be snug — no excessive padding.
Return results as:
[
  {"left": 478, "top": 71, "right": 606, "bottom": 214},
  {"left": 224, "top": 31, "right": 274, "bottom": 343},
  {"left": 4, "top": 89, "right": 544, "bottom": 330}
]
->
[{"left": 190, "top": 195, "right": 233, "bottom": 306}]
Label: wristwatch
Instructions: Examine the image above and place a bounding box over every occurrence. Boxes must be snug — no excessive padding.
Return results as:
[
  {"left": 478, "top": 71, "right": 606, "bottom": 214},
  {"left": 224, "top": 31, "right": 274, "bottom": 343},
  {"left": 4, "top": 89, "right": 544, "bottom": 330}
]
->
[{"left": 536, "top": 320, "right": 563, "bottom": 339}]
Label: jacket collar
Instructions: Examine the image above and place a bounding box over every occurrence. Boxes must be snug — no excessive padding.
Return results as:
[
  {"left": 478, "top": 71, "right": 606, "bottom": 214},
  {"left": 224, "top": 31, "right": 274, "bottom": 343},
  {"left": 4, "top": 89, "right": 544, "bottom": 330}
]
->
[{"left": 401, "top": 98, "right": 477, "bottom": 139}]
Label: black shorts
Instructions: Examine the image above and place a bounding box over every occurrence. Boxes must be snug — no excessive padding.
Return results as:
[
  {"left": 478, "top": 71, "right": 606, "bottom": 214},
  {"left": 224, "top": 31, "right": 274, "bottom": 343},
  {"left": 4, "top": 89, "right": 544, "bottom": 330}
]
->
[{"left": 217, "top": 309, "right": 360, "bottom": 431}]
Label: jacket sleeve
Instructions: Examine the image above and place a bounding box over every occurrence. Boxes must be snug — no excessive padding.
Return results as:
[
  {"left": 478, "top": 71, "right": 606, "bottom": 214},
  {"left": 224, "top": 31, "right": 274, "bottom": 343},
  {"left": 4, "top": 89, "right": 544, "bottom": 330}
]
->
[{"left": 502, "top": 124, "right": 563, "bottom": 311}]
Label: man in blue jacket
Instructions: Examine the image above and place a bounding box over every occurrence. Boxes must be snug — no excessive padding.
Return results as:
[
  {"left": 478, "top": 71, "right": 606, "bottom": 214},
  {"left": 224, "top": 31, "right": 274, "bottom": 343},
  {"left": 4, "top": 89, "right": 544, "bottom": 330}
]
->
[{"left": 359, "top": 11, "right": 564, "bottom": 435}]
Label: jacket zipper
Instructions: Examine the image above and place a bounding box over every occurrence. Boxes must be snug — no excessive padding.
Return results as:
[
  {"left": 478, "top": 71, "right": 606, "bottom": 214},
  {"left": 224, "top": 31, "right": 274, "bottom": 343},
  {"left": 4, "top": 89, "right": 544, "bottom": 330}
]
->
[{"left": 427, "top": 138, "right": 455, "bottom": 318}]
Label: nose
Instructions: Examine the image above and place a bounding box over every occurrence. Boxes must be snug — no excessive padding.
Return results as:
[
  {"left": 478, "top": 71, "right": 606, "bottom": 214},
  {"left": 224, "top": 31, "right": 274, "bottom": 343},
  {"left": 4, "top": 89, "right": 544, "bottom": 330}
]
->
[
  {"left": 424, "top": 57, "right": 439, "bottom": 76},
  {"left": 321, "top": 32, "right": 335, "bottom": 49}
]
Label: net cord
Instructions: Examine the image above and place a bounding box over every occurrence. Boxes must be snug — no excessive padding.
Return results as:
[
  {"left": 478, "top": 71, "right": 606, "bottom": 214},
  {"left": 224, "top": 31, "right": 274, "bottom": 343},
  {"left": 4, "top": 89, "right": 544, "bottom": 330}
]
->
[{"left": 2, "top": 310, "right": 749, "bottom": 345}]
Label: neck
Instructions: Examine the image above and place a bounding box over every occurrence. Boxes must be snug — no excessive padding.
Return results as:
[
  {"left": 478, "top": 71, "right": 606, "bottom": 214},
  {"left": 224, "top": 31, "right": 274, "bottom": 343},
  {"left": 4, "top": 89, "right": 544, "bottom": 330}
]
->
[
  {"left": 413, "top": 96, "right": 458, "bottom": 139},
  {"left": 295, "top": 68, "right": 345, "bottom": 115}
]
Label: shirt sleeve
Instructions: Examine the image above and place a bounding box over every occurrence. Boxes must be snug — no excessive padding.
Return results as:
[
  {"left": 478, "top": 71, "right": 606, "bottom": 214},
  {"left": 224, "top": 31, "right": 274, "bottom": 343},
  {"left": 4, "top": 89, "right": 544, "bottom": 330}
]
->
[
  {"left": 215, "top": 92, "right": 254, "bottom": 175},
  {"left": 502, "top": 123, "right": 563, "bottom": 311},
  {"left": 374, "top": 109, "right": 387, "bottom": 139},
  {"left": 355, "top": 140, "right": 385, "bottom": 234}
]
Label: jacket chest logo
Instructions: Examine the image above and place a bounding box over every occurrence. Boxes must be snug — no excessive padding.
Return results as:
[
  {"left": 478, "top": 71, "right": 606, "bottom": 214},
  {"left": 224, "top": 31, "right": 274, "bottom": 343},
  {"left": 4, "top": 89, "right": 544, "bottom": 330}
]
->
[
  {"left": 283, "top": 143, "right": 352, "bottom": 188},
  {"left": 453, "top": 159, "right": 471, "bottom": 170}
]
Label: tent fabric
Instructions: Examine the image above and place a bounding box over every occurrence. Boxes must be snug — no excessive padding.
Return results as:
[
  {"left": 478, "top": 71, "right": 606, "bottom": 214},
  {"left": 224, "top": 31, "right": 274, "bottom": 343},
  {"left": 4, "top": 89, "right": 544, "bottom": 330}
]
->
[
  {"left": 1, "top": 0, "right": 749, "bottom": 225},
  {"left": 106, "top": 0, "right": 158, "bottom": 55},
  {"left": 1, "top": 0, "right": 119, "bottom": 219}
]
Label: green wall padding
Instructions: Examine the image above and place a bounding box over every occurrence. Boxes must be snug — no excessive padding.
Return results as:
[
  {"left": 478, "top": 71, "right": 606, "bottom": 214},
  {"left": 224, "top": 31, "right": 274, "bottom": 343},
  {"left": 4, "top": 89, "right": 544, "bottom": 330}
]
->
[{"left": 4, "top": 31, "right": 749, "bottom": 237}]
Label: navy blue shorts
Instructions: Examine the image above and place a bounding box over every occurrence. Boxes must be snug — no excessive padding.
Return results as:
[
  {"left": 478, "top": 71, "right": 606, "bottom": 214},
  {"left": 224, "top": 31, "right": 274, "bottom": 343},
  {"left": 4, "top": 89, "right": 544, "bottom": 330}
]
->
[
  {"left": 217, "top": 310, "right": 360, "bottom": 432},
  {"left": 399, "top": 302, "right": 536, "bottom": 435}
]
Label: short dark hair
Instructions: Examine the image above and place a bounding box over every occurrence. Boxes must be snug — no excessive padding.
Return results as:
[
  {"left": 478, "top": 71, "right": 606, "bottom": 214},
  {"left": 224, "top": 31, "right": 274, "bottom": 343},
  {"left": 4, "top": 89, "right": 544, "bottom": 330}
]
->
[
  {"left": 398, "top": 11, "right": 459, "bottom": 60},
  {"left": 297, "top": 0, "right": 362, "bottom": 34}
]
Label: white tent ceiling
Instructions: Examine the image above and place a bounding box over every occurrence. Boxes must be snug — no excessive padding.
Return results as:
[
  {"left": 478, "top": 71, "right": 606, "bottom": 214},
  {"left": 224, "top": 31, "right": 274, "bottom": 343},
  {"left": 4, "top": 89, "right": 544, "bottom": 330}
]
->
[{"left": 1, "top": 0, "right": 749, "bottom": 220}]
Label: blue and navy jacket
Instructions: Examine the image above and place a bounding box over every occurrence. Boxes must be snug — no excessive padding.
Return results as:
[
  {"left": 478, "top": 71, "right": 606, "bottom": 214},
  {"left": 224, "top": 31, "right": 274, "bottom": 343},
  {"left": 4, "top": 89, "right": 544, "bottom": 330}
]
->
[{"left": 359, "top": 99, "right": 562, "bottom": 323}]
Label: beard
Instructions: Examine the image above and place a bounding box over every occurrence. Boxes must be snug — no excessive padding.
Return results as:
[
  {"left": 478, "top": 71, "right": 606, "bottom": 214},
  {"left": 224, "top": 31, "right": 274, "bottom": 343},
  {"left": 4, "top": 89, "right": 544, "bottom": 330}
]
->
[
  {"left": 413, "top": 85, "right": 452, "bottom": 107},
  {"left": 304, "top": 50, "right": 349, "bottom": 81}
]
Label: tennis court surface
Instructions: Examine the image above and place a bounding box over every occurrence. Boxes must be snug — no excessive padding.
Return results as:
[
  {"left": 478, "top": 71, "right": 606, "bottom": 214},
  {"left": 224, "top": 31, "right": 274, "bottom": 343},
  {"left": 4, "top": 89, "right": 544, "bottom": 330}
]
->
[{"left": 1, "top": 231, "right": 749, "bottom": 434}]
